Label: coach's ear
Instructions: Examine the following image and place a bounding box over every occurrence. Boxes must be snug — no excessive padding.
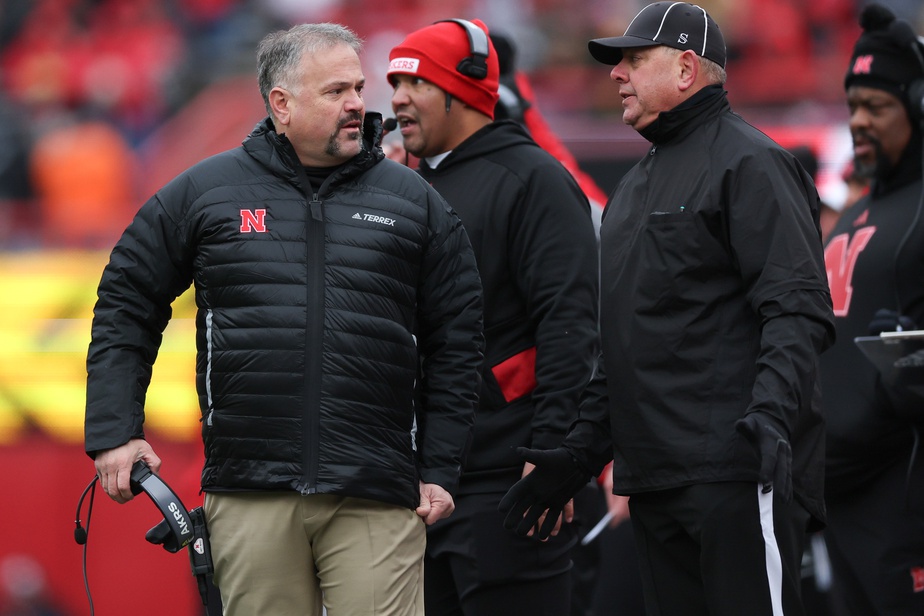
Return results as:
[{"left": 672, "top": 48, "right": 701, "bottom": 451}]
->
[
  {"left": 269, "top": 87, "right": 293, "bottom": 129},
  {"left": 677, "top": 49, "right": 699, "bottom": 92}
]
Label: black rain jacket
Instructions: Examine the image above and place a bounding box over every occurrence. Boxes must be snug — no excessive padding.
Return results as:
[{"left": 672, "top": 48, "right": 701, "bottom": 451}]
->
[{"left": 567, "top": 86, "right": 835, "bottom": 527}]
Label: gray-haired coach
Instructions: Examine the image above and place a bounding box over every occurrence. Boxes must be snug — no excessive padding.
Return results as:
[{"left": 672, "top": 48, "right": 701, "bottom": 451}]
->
[{"left": 85, "top": 22, "right": 484, "bottom": 616}]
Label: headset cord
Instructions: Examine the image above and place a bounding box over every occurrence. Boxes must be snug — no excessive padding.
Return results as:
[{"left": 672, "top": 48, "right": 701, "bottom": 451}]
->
[
  {"left": 890, "top": 132, "right": 924, "bottom": 325},
  {"left": 906, "top": 425, "right": 923, "bottom": 512},
  {"left": 79, "top": 478, "right": 97, "bottom": 616},
  {"left": 897, "top": 135, "right": 924, "bottom": 510}
]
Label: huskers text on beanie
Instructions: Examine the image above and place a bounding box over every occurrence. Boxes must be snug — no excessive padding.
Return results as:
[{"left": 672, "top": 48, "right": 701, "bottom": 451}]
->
[
  {"left": 588, "top": 2, "right": 726, "bottom": 68},
  {"left": 844, "top": 3, "right": 924, "bottom": 108},
  {"left": 387, "top": 19, "right": 500, "bottom": 119}
]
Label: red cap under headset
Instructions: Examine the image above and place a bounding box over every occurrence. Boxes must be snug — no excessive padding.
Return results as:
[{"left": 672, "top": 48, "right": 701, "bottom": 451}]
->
[{"left": 387, "top": 19, "right": 500, "bottom": 119}]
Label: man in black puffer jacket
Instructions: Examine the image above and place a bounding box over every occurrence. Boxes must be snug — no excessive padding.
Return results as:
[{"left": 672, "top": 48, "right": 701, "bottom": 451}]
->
[{"left": 84, "top": 23, "right": 484, "bottom": 616}]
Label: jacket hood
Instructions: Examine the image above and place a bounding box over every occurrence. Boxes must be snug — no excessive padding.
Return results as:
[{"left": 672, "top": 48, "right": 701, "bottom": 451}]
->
[{"left": 425, "top": 119, "right": 537, "bottom": 170}]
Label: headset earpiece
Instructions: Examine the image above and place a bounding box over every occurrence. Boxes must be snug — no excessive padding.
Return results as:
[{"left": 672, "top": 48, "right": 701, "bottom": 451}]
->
[
  {"left": 436, "top": 19, "right": 490, "bottom": 80},
  {"left": 909, "top": 79, "right": 924, "bottom": 126},
  {"left": 129, "top": 460, "right": 195, "bottom": 552},
  {"left": 906, "top": 35, "right": 924, "bottom": 127}
]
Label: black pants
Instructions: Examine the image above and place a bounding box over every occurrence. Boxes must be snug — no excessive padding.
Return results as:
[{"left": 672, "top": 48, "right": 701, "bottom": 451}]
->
[
  {"left": 629, "top": 482, "right": 811, "bottom": 616},
  {"left": 570, "top": 484, "right": 646, "bottom": 616},
  {"left": 425, "top": 491, "right": 576, "bottom": 616},
  {"left": 825, "top": 458, "right": 924, "bottom": 616}
]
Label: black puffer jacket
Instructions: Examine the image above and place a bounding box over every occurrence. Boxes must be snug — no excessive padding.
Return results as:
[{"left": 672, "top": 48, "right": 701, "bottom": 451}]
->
[{"left": 85, "top": 114, "right": 484, "bottom": 510}]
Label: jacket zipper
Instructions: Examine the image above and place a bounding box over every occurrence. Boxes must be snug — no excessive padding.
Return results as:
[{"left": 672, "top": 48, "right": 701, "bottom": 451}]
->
[{"left": 296, "top": 163, "right": 326, "bottom": 495}]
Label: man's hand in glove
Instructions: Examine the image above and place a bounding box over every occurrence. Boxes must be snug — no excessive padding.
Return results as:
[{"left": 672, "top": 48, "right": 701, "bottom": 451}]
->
[
  {"left": 735, "top": 414, "right": 792, "bottom": 503},
  {"left": 868, "top": 308, "right": 917, "bottom": 335},
  {"left": 498, "top": 447, "right": 592, "bottom": 540}
]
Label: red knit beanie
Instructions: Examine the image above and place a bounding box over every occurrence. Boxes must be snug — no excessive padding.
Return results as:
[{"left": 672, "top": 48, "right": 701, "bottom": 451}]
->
[{"left": 388, "top": 19, "right": 500, "bottom": 119}]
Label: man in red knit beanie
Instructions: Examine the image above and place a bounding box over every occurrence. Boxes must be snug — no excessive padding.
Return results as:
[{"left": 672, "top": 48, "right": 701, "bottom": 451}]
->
[{"left": 387, "top": 18, "right": 601, "bottom": 616}]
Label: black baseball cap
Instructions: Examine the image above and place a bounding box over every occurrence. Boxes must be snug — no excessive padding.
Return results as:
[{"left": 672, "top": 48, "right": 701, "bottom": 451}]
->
[{"left": 588, "top": 2, "right": 726, "bottom": 68}]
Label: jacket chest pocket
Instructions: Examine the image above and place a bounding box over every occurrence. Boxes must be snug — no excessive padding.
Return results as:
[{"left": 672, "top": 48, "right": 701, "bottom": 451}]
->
[{"left": 641, "top": 212, "right": 704, "bottom": 278}]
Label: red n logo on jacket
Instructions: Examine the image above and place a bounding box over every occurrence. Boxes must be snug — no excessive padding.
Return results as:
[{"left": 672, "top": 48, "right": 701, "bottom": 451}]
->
[{"left": 240, "top": 209, "right": 267, "bottom": 233}]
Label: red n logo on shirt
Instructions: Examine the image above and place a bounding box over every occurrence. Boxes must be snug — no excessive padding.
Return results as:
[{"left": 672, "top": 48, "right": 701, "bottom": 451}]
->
[
  {"left": 240, "top": 209, "right": 267, "bottom": 233},
  {"left": 824, "top": 227, "right": 876, "bottom": 316}
]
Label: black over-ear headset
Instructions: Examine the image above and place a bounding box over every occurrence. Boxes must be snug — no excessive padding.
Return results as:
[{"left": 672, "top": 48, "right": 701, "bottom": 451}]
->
[
  {"left": 74, "top": 460, "right": 214, "bottom": 614},
  {"left": 436, "top": 18, "right": 490, "bottom": 80},
  {"left": 905, "top": 33, "right": 924, "bottom": 127}
]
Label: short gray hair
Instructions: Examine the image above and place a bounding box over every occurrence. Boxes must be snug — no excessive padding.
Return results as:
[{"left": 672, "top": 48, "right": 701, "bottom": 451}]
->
[
  {"left": 662, "top": 45, "right": 727, "bottom": 86},
  {"left": 699, "top": 56, "right": 727, "bottom": 86},
  {"left": 257, "top": 23, "right": 364, "bottom": 115}
]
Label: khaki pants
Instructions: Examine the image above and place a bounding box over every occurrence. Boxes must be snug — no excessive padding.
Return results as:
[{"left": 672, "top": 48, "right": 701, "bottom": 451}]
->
[{"left": 204, "top": 492, "right": 425, "bottom": 616}]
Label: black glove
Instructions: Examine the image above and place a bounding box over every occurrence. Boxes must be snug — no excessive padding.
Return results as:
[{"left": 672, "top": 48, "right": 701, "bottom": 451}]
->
[
  {"left": 868, "top": 308, "right": 917, "bottom": 335},
  {"left": 735, "top": 414, "right": 792, "bottom": 503},
  {"left": 498, "top": 447, "right": 592, "bottom": 540}
]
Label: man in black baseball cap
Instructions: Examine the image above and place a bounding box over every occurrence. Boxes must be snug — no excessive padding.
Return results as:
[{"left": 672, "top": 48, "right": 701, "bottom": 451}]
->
[
  {"left": 500, "top": 2, "right": 834, "bottom": 615},
  {"left": 588, "top": 1, "right": 726, "bottom": 68}
]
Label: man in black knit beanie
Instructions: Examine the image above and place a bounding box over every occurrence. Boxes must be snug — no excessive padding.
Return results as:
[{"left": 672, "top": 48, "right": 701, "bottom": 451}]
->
[{"left": 820, "top": 4, "right": 924, "bottom": 614}]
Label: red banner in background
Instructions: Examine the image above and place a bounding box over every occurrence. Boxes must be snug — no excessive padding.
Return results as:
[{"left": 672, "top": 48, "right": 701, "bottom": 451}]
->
[{"left": 0, "top": 434, "right": 204, "bottom": 615}]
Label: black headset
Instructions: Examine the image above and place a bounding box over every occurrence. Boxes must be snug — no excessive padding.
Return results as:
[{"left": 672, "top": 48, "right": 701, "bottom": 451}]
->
[
  {"left": 74, "top": 460, "right": 214, "bottom": 614},
  {"left": 75, "top": 460, "right": 195, "bottom": 550},
  {"left": 906, "top": 34, "right": 924, "bottom": 127},
  {"left": 436, "top": 19, "right": 490, "bottom": 80}
]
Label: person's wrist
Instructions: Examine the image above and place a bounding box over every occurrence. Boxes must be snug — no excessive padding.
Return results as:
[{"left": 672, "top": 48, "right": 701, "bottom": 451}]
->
[{"left": 745, "top": 412, "right": 788, "bottom": 440}]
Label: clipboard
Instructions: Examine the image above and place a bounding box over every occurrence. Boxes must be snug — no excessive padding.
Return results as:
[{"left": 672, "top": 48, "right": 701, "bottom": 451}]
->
[{"left": 854, "top": 330, "right": 924, "bottom": 397}]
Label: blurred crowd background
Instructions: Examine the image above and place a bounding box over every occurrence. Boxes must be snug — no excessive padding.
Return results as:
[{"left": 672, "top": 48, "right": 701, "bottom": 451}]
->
[
  {"left": 2, "top": 0, "right": 921, "bottom": 250},
  {"left": 1, "top": 0, "right": 921, "bottom": 614}
]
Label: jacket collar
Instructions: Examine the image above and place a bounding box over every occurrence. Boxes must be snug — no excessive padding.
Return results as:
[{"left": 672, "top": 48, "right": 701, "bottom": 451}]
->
[
  {"left": 420, "top": 120, "right": 534, "bottom": 172},
  {"left": 243, "top": 113, "right": 386, "bottom": 191},
  {"left": 638, "top": 84, "right": 728, "bottom": 145}
]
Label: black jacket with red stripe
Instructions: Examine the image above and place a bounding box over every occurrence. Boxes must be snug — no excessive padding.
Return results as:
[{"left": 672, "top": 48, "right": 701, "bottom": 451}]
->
[{"left": 418, "top": 120, "right": 599, "bottom": 495}]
